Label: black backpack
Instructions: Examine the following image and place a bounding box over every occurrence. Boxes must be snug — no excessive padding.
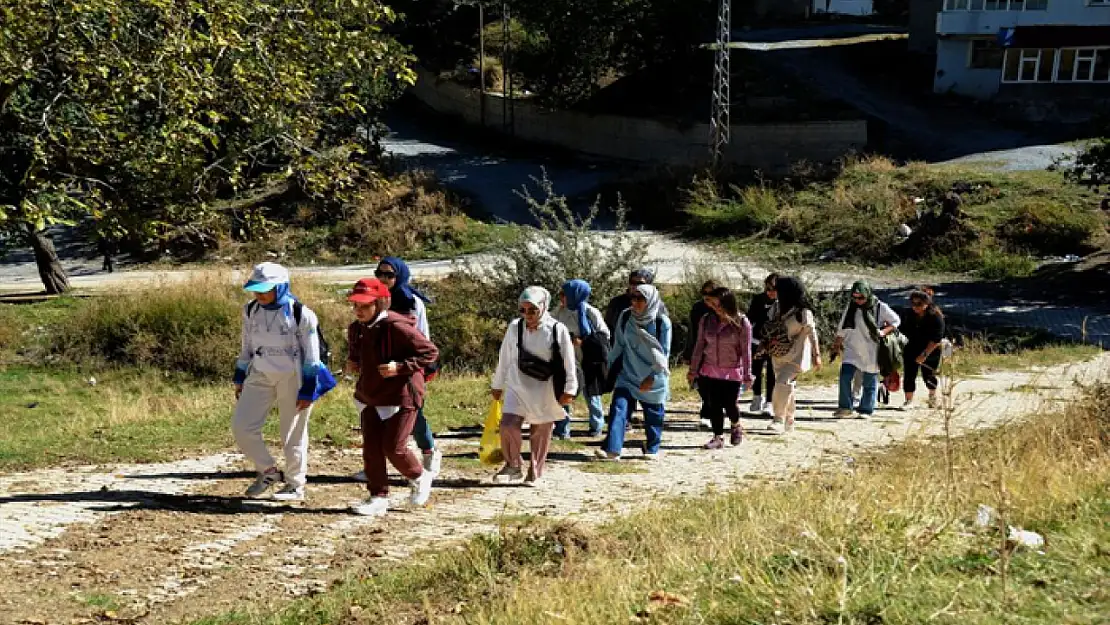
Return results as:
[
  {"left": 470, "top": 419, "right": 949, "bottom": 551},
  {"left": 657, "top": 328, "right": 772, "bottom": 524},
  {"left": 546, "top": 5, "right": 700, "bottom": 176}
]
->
[{"left": 246, "top": 300, "right": 331, "bottom": 367}]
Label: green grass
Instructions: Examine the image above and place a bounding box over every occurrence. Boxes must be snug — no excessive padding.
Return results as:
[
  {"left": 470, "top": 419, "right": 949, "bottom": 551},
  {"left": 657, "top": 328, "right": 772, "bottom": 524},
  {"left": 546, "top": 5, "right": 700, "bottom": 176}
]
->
[
  {"left": 187, "top": 381, "right": 1110, "bottom": 625},
  {"left": 80, "top": 592, "right": 120, "bottom": 612}
]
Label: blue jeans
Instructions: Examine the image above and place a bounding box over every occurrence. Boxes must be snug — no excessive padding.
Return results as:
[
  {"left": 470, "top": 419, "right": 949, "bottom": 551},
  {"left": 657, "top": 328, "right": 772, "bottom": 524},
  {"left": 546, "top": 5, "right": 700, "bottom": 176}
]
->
[
  {"left": 839, "top": 363, "right": 878, "bottom": 415},
  {"left": 411, "top": 407, "right": 435, "bottom": 452},
  {"left": 603, "top": 387, "right": 665, "bottom": 455},
  {"left": 554, "top": 396, "right": 606, "bottom": 437}
]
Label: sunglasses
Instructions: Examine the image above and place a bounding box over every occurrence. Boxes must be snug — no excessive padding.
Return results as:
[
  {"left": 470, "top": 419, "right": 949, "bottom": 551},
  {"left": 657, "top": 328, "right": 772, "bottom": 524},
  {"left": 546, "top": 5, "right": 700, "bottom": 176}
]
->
[
  {"left": 374, "top": 270, "right": 396, "bottom": 280},
  {"left": 519, "top": 306, "right": 540, "bottom": 315}
]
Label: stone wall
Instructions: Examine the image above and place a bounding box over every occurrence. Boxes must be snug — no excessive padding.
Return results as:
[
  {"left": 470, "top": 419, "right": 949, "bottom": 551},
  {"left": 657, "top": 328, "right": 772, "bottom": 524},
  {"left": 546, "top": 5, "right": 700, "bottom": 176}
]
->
[{"left": 409, "top": 70, "right": 867, "bottom": 171}]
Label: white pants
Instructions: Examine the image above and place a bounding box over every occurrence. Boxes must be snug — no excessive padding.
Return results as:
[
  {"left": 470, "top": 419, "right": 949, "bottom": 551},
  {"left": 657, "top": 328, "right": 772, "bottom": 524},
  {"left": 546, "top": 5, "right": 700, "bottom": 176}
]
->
[
  {"left": 771, "top": 362, "right": 801, "bottom": 423},
  {"left": 232, "top": 370, "right": 312, "bottom": 489}
]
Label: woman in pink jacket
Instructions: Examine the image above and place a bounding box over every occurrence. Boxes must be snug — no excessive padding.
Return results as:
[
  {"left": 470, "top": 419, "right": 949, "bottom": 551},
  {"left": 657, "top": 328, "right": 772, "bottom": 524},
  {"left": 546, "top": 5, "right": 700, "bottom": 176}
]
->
[{"left": 688, "top": 287, "right": 754, "bottom": 450}]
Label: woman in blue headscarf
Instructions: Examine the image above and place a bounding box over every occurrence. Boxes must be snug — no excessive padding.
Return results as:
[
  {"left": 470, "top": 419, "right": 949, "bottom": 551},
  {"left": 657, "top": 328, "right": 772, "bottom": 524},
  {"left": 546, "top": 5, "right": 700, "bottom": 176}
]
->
[
  {"left": 554, "top": 280, "right": 611, "bottom": 438},
  {"left": 232, "top": 262, "right": 322, "bottom": 501},
  {"left": 355, "top": 256, "right": 440, "bottom": 475}
]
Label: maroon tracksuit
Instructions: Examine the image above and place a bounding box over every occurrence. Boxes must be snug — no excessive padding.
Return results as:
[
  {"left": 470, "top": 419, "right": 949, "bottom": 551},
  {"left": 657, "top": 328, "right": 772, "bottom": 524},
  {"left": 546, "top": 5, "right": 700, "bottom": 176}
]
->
[{"left": 348, "top": 313, "right": 439, "bottom": 497}]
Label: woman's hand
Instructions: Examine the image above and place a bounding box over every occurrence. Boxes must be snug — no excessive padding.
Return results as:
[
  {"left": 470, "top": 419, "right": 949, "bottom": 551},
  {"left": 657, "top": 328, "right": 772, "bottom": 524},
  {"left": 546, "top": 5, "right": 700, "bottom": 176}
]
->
[
  {"left": 234, "top": 384, "right": 242, "bottom": 400},
  {"left": 378, "top": 361, "right": 399, "bottom": 378},
  {"left": 296, "top": 399, "right": 312, "bottom": 411},
  {"left": 491, "top": 389, "right": 503, "bottom": 402},
  {"left": 686, "top": 370, "right": 696, "bottom": 384},
  {"left": 813, "top": 354, "right": 823, "bottom": 371},
  {"left": 558, "top": 393, "right": 574, "bottom": 406},
  {"left": 345, "top": 360, "right": 360, "bottom": 375},
  {"left": 639, "top": 376, "right": 655, "bottom": 392},
  {"left": 916, "top": 353, "right": 927, "bottom": 365}
]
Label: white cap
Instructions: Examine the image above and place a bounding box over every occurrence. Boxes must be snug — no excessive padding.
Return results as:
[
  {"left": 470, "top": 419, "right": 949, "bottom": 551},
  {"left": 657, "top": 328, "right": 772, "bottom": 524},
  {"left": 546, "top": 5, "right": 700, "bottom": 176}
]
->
[{"left": 243, "top": 262, "right": 290, "bottom": 292}]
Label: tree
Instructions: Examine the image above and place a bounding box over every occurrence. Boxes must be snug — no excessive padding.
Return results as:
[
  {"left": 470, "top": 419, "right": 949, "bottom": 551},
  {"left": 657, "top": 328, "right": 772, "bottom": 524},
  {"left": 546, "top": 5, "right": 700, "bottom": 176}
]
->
[
  {"left": 0, "top": 0, "right": 413, "bottom": 293},
  {"left": 1062, "top": 137, "right": 1110, "bottom": 192}
]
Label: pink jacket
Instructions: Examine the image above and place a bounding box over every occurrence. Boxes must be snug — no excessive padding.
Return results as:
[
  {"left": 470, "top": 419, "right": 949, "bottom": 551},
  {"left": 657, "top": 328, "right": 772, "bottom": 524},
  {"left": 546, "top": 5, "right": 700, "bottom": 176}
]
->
[{"left": 691, "top": 314, "right": 754, "bottom": 384}]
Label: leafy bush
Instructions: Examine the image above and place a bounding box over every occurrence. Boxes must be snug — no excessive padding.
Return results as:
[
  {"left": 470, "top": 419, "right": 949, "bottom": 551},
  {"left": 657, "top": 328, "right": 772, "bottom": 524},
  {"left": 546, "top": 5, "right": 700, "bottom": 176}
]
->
[
  {"left": 683, "top": 179, "right": 779, "bottom": 238},
  {"left": 466, "top": 173, "right": 648, "bottom": 322},
  {"left": 1060, "top": 136, "right": 1110, "bottom": 190},
  {"left": 423, "top": 276, "right": 506, "bottom": 372},
  {"left": 997, "top": 198, "right": 1101, "bottom": 256}
]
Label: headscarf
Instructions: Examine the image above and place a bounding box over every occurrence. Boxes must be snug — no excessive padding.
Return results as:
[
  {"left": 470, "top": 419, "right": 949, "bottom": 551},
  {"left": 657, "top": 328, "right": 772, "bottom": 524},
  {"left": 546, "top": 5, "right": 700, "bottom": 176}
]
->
[
  {"left": 381, "top": 256, "right": 430, "bottom": 314},
  {"left": 630, "top": 268, "right": 655, "bottom": 285},
  {"left": 519, "top": 286, "right": 552, "bottom": 321},
  {"left": 629, "top": 284, "right": 668, "bottom": 373},
  {"left": 562, "top": 279, "right": 593, "bottom": 337},
  {"left": 841, "top": 280, "right": 880, "bottom": 341},
  {"left": 260, "top": 282, "right": 296, "bottom": 311}
]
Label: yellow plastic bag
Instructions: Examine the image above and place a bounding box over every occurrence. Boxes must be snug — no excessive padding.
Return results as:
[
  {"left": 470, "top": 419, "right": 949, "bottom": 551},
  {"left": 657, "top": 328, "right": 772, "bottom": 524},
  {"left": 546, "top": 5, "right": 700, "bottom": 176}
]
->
[{"left": 479, "top": 400, "right": 504, "bottom": 466}]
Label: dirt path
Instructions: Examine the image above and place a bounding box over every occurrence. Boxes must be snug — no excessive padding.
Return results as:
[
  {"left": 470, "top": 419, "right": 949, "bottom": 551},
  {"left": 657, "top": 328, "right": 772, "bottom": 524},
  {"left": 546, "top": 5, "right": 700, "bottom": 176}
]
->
[{"left": 1, "top": 353, "right": 1106, "bottom": 624}]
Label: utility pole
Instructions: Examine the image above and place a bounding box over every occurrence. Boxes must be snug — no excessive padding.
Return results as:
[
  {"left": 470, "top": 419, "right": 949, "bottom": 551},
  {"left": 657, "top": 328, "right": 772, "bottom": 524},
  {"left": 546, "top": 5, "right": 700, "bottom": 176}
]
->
[
  {"left": 709, "top": 0, "right": 731, "bottom": 168},
  {"left": 501, "top": 0, "right": 514, "bottom": 135}
]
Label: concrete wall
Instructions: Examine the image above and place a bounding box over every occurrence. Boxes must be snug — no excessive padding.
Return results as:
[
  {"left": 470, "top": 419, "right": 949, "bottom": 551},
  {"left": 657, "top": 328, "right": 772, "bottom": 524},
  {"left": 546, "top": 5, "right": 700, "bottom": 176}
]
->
[
  {"left": 410, "top": 71, "right": 868, "bottom": 170},
  {"left": 933, "top": 38, "right": 1002, "bottom": 98}
]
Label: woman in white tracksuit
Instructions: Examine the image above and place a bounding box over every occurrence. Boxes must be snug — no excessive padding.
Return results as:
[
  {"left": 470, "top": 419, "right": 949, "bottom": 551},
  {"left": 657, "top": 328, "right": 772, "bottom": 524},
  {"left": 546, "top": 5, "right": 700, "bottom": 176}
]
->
[{"left": 232, "top": 262, "right": 322, "bottom": 501}]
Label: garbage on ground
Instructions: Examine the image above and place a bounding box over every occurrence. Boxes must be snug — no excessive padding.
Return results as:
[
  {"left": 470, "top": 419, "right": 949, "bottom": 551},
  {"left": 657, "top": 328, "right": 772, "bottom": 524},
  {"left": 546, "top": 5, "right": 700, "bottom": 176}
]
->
[
  {"left": 1008, "top": 526, "right": 1045, "bottom": 550},
  {"left": 975, "top": 504, "right": 996, "bottom": 528}
]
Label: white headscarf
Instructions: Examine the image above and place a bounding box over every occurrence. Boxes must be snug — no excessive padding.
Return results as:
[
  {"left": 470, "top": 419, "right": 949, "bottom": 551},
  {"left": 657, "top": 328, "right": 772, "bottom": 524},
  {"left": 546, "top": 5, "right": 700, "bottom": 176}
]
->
[
  {"left": 628, "top": 284, "right": 668, "bottom": 374},
  {"left": 519, "top": 286, "right": 552, "bottom": 324}
]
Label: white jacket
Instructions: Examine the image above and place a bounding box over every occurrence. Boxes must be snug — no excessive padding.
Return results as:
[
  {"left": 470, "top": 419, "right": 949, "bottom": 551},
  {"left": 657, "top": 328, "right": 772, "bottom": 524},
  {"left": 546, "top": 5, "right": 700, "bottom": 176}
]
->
[{"left": 491, "top": 316, "right": 578, "bottom": 424}]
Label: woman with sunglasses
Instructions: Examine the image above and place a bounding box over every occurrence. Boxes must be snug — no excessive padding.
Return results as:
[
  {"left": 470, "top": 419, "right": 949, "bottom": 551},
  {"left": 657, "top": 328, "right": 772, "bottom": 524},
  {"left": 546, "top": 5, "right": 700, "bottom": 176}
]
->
[
  {"left": 832, "top": 281, "right": 900, "bottom": 418},
  {"left": 746, "top": 273, "right": 779, "bottom": 416},
  {"left": 688, "top": 287, "right": 753, "bottom": 449},
  {"left": 490, "top": 287, "right": 578, "bottom": 485},
  {"left": 900, "top": 289, "right": 944, "bottom": 410},
  {"left": 350, "top": 258, "right": 440, "bottom": 481},
  {"left": 596, "top": 284, "right": 672, "bottom": 460}
]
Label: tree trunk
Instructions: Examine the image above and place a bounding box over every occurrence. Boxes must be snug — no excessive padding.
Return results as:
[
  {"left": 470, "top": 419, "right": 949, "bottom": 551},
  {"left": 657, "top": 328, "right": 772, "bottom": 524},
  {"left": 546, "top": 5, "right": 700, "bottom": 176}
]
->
[{"left": 25, "top": 225, "right": 70, "bottom": 294}]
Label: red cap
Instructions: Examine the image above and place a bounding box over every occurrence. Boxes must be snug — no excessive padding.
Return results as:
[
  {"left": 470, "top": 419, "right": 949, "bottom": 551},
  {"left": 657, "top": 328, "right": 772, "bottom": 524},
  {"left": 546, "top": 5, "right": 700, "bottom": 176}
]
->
[{"left": 348, "top": 278, "right": 390, "bottom": 304}]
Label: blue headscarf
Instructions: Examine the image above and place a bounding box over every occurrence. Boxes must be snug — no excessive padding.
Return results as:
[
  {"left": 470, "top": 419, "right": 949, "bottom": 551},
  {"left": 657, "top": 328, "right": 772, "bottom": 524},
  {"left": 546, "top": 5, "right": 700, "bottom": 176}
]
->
[
  {"left": 562, "top": 279, "right": 593, "bottom": 337},
  {"left": 382, "top": 256, "right": 430, "bottom": 313},
  {"left": 260, "top": 282, "right": 296, "bottom": 311}
]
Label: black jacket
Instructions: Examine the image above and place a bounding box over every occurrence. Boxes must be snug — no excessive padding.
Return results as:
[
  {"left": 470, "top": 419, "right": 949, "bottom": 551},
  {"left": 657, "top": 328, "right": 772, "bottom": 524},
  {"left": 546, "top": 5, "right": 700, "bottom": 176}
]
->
[{"left": 747, "top": 292, "right": 776, "bottom": 343}]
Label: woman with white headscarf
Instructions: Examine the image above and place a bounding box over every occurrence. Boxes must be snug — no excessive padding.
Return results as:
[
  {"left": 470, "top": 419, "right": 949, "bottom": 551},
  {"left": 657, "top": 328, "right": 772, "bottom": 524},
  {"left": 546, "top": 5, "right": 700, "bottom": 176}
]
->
[
  {"left": 490, "top": 287, "right": 578, "bottom": 486},
  {"left": 596, "top": 284, "right": 672, "bottom": 460}
]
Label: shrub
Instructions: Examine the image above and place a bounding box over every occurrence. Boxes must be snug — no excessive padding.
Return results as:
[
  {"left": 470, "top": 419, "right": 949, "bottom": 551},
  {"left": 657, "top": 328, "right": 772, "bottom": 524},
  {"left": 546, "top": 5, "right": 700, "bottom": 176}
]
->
[
  {"left": 466, "top": 173, "right": 648, "bottom": 323},
  {"left": 997, "top": 198, "right": 1101, "bottom": 256},
  {"left": 683, "top": 179, "right": 779, "bottom": 238},
  {"left": 423, "top": 275, "right": 506, "bottom": 371}
]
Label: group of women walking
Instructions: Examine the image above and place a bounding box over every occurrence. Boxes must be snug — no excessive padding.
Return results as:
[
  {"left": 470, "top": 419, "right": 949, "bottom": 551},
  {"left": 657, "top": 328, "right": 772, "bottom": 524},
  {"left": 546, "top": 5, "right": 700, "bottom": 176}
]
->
[{"left": 228, "top": 259, "right": 945, "bottom": 511}]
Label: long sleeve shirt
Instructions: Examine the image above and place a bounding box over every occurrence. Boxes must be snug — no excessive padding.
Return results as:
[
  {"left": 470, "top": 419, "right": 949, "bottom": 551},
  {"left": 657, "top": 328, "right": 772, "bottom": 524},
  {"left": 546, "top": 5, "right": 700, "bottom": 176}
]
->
[
  {"left": 691, "top": 314, "right": 754, "bottom": 385},
  {"left": 837, "top": 301, "right": 901, "bottom": 374},
  {"left": 609, "top": 312, "right": 672, "bottom": 405},
  {"left": 747, "top": 292, "right": 775, "bottom": 346},
  {"left": 349, "top": 312, "right": 439, "bottom": 409},
  {"left": 491, "top": 317, "right": 578, "bottom": 424},
  {"left": 900, "top": 309, "right": 944, "bottom": 357},
  {"left": 553, "top": 303, "right": 610, "bottom": 363},
  {"left": 233, "top": 301, "right": 321, "bottom": 401},
  {"left": 769, "top": 303, "right": 821, "bottom": 373}
]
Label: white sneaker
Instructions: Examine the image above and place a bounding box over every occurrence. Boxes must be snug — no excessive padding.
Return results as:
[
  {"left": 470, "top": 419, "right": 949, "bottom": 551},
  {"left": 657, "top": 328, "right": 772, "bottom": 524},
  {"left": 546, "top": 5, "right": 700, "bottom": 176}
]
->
[
  {"left": 493, "top": 465, "right": 524, "bottom": 483},
  {"left": 523, "top": 468, "right": 541, "bottom": 487},
  {"left": 901, "top": 399, "right": 916, "bottom": 411},
  {"left": 749, "top": 396, "right": 764, "bottom": 413},
  {"left": 832, "top": 409, "right": 854, "bottom": 418},
  {"left": 699, "top": 418, "right": 712, "bottom": 430},
  {"left": 245, "top": 469, "right": 283, "bottom": 498},
  {"left": 352, "top": 470, "right": 368, "bottom": 483},
  {"left": 350, "top": 496, "right": 390, "bottom": 517},
  {"left": 767, "top": 419, "right": 785, "bottom": 434},
  {"left": 410, "top": 470, "right": 435, "bottom": 506},
  {"left": 272, "top": 485, "right": 305, "bottom": 502},
  {"left": 423, "top": 449, "right": 443, "bottom": 474},
  {"left": 642, "top": 451, "right": 663, "bottom": 461}
]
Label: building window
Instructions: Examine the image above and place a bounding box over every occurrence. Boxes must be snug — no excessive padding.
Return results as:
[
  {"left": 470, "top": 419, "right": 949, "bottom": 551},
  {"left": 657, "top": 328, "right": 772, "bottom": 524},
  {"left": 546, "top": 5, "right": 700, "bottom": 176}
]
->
[
  {"left": 969, "top": 39, "right": 1005, "bottom": 69},
  {"left": 944, "top": 0, "right": 1046, "bottom": 8},
  {"left": 1002, "top": 48, "right": 1056, "bottom": 83},
  {"left": 1055, "top": 48, "right": 1110, "bottom": 82}
]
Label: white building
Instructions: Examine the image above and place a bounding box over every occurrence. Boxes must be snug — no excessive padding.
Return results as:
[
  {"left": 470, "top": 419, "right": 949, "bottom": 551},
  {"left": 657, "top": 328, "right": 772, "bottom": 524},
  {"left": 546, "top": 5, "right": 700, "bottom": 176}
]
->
[{"left": 927, "top": 0, "right": 1110, "bottom": 104}]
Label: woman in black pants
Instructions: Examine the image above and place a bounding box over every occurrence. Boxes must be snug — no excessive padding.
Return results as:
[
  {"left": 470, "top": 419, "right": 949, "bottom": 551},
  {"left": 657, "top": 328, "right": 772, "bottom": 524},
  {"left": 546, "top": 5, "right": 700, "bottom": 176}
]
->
[
  {"left": 900, "top": 290, "right": 944, "bottom": 410},
  {"left": 746, "top": 274, "right": 778, "bottom": 415}
]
